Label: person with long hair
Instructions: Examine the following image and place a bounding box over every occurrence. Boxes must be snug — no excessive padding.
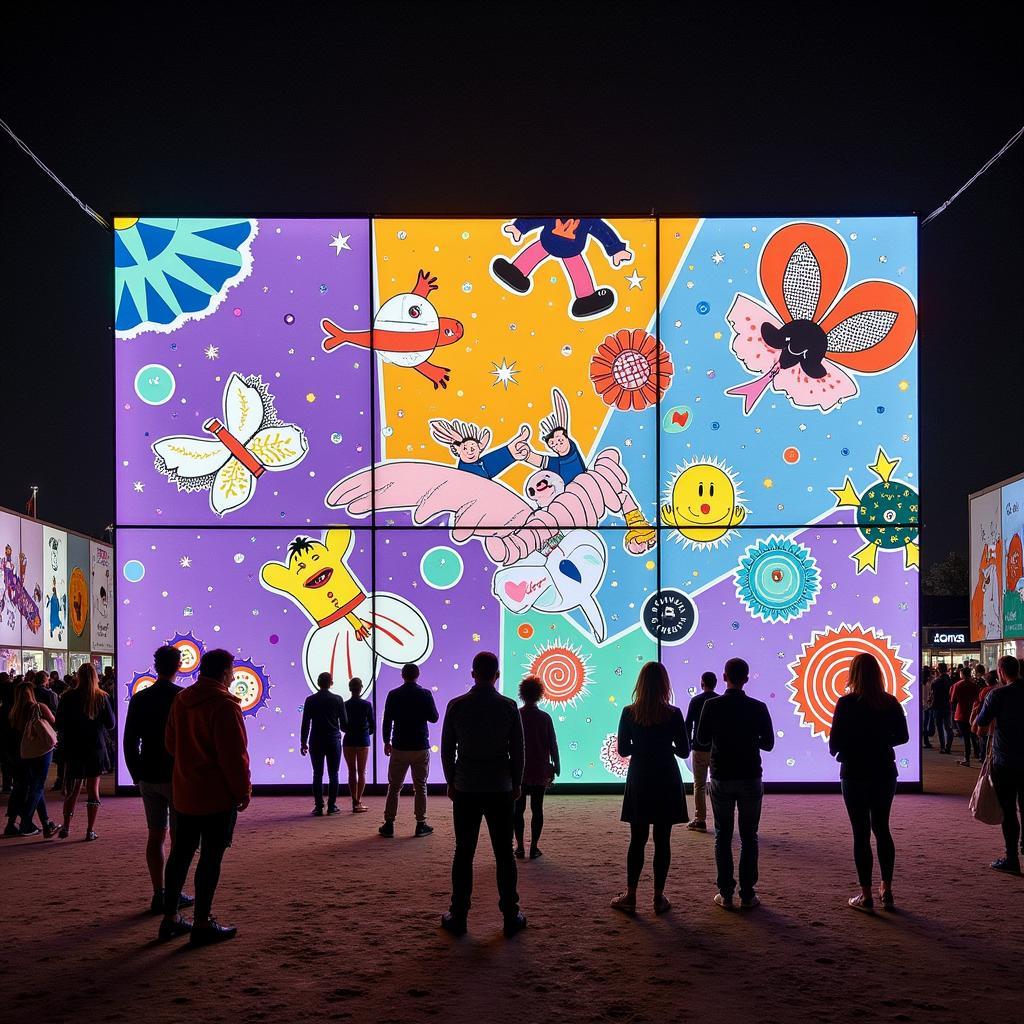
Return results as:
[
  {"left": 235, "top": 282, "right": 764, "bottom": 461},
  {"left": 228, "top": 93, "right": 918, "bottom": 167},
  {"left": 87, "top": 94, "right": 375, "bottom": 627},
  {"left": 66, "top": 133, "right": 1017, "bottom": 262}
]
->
[
  {"left": 514, "top": 674, "right": 560, "bottom": 859},
  {"left": 829, "top": 652, "right": 909, "bottom": 911},
  {"left": 3, "top": 679, "right": 58, "bottom": 838},
  {"left": 342, "top": 677, "right": 373, "bottom": 812},
  {"left": 57, "top": 663, "right": 115, "bottom": 841},
  {"left": 611, "top": 662, "right": 689, "bottom": 916}
]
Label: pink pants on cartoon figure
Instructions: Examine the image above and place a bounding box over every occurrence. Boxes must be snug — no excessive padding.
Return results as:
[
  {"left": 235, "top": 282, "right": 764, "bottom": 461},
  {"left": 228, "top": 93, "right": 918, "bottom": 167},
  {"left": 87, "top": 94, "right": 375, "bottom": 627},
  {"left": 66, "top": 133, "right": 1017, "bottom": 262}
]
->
[{"left": 512, "top": 241, "right": 596, "bottom": 298}]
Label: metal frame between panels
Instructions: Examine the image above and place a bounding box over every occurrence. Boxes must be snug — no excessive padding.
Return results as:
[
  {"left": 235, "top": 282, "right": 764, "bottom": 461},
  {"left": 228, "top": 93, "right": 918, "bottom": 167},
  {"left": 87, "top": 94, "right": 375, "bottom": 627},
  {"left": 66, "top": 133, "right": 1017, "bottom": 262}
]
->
[{"left": 111, "top": 213, "right": 922, "bottom": 795}]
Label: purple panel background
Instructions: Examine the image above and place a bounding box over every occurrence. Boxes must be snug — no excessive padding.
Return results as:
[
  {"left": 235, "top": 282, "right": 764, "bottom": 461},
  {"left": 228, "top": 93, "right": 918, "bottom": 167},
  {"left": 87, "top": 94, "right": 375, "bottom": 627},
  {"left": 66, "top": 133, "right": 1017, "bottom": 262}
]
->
[
  {"left": 660, "top": 513, "right": 919, "bottom": 783},
  {"left": 115, "top": 219, "right": 372, "bottom": 527},
  {"left": 116, "top": 528, "right": 372, "bottom": 785},
  {"left": 372, "top": 527, "right": 500, "bottom": 786}
]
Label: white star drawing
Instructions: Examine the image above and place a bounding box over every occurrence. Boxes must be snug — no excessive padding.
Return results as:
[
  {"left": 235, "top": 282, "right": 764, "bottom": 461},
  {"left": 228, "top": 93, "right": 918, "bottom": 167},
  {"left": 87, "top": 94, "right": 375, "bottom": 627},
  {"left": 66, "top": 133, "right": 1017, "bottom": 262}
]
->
[
  {"left": 711, "top": 250, "right": 725, "bottom": 265},
  {"left": 133, "top": 481, "right": 144, "bottom": 493},
  {"left": 179, "top": 556, "right": 192, "bottom": 569},
  {"left": 330, "top": 232, "right": 351, "bottom": 254},
  {"left": 490, "top": 358, "right": 519, "bottom": 390},
  {"left": 625, "top": 268, "right": 645, "bottom": 290},
  {"left": 204, "top": 344, "right": 219, "bottom": 360}
]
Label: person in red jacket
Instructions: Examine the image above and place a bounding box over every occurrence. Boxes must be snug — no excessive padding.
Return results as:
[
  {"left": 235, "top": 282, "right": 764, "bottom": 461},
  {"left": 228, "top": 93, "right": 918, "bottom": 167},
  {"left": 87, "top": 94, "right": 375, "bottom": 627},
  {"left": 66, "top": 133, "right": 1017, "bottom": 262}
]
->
[
  {"left": 158, "top": 649, "right": 251, "bottom": 946},
  {"left": 950, "top": 667, "right": 982, "bottom": 767}
]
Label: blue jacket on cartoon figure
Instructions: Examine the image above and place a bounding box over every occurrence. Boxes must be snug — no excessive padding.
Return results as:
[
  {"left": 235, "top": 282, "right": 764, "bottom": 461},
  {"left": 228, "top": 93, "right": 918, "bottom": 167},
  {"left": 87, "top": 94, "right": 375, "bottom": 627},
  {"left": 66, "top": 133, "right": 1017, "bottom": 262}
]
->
[
  {"left": 458, "top": 446, "right": 515, "bottom": 480},
  {"left": 512, "top": 218, "right": 627, "bottom": 260},
  {"left": 543, "top": 439, "right": 587, "bottom": 485}
]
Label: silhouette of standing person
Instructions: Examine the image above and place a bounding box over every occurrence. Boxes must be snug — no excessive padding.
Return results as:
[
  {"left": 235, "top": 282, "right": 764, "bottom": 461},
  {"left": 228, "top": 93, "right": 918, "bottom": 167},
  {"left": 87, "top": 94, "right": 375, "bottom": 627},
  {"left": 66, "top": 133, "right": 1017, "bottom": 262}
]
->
[
  {"left": 440, "top": 652, "right": 526, "bottom": 938},
  {"left": 514, "top": 674, "right": 559, "bottom": 859},
  {"left": 697, "top": 657, "right": 774, "bottom": 911},
  {"left": 611, "top": 662, "right": 689, "bottom": 915},
  {"left": 379, "top": 663, "right": 439, "bottom": 838},
  {"left": 343, "top": 677, "right": 374, "bottom": 813},
  {"left": 829, "top": 652, "right": 909, "bottom": 911},
  {"left": 300, "top": 672, "right": 349, "bottom": 816}
]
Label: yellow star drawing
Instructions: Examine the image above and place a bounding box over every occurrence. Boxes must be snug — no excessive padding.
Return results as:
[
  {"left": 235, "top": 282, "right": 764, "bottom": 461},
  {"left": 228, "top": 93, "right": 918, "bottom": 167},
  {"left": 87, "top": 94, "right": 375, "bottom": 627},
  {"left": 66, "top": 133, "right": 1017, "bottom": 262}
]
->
[
  {"left": 852, "top": 542, "right": 880, "bottom": 574},
  {"left": 868, "top": 449, "right": 900, "bottom": 485},
  {"left": 904, "top": 539, "right": 920, "bottom": 569},
  {"left": 830, "top": 478, "right": 861, "bottom": 508}
]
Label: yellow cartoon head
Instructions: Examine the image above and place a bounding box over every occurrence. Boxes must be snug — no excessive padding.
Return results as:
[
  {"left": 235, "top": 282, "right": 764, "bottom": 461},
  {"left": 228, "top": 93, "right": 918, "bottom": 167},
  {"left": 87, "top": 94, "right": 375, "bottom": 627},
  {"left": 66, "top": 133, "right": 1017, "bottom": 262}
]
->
[
  {"left": 661, "top": 458, "right": 746, "bottom": 546},
  {"left": 260, "top": 529, "right": 365, "bottom": 624}
]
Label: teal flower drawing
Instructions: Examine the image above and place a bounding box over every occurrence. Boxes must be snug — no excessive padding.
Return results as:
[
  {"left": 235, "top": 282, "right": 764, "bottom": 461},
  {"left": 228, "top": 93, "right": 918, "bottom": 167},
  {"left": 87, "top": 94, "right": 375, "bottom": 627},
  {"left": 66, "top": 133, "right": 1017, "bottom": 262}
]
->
[{"left": 735, "top": 535, "right": 820, "bottom": 624}]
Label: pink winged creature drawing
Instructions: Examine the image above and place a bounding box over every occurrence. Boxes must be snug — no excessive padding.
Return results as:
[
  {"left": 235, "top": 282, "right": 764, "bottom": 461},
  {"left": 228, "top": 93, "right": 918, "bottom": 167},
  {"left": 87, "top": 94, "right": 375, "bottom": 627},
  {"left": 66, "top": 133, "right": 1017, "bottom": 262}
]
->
[
  {"left": 725, "top": 222, "right": 917, "bottom": 414},
  {"left": 325, "top": 449, "right": 650, "bottom": 565}
]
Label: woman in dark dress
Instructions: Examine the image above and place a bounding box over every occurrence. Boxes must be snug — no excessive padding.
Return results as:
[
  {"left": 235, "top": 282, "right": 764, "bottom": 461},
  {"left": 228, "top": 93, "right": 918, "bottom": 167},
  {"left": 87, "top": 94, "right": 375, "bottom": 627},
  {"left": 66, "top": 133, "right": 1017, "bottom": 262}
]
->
[
  {"left": 829, "top": 652, "right": 909, "bottom": 912},
  {"left": 57, "top": 663, "right": 115, "bottom": 841},
  {"left": 611, "top": 662, "right": 689, "bottom": 915},
  {"left": 342, "top": 677, "right": 374, "bottom": 812},
  {"left": 515, "top": 674, "right": 560, "bottom": 860}
]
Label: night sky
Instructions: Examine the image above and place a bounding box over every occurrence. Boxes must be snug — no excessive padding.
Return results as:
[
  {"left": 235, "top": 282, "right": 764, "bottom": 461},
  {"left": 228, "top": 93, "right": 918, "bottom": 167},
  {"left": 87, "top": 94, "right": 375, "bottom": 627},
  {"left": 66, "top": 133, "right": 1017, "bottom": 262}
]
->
[{"left": 1, "top": 8, "right": 1021, "bottom": 564}]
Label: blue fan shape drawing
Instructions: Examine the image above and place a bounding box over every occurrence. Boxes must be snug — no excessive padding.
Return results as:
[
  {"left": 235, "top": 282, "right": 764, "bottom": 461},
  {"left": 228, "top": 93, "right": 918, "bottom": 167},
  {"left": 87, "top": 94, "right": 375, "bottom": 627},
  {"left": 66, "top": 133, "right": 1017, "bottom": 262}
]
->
[{"left": 114, "top": 217, "right": 257, "bottom": 338}]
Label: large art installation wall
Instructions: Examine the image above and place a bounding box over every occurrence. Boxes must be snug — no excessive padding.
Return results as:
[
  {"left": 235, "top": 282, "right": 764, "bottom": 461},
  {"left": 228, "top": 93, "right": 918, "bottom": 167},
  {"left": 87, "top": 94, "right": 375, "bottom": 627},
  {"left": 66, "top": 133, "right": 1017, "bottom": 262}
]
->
[{"left": 114, "top": 216, "right": 920, "bottom": 786}]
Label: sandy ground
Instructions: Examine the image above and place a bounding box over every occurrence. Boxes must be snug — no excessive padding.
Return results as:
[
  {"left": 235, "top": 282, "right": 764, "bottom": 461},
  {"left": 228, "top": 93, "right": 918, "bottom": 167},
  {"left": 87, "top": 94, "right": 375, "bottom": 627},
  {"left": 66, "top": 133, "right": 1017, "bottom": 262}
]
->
[{"left": 1, "top": 748, "right": 1020, "bottom": 1024}]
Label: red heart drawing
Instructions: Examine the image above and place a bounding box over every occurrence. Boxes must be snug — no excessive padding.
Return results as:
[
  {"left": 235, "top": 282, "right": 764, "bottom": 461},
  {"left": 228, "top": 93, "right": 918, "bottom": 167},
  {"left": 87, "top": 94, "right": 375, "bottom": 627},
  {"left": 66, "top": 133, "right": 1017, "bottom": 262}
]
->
[
  {"left": 672, "top": 410, "right": 689, "bottom": 427},
  {"left": 504, "top": 581, "right": 530, "bottom": 603}
]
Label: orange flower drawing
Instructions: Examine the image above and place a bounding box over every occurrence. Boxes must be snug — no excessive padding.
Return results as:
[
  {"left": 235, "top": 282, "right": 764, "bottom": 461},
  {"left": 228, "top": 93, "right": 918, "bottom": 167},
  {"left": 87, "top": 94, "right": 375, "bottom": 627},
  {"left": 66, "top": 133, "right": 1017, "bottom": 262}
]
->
[{"left": 589, "top": 329, "right": 673, "bottom": 411}]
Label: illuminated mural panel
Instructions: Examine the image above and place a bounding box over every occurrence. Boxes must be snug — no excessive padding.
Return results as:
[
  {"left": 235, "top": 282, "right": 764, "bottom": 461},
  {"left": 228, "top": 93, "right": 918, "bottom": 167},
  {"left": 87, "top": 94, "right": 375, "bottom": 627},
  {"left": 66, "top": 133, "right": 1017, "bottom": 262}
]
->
[
  {"left": 1001, "top": 478, "right": 1024, "bottom": 638},
  {"left": 115, "top": 216, "right": 920, "bottom": 786}
]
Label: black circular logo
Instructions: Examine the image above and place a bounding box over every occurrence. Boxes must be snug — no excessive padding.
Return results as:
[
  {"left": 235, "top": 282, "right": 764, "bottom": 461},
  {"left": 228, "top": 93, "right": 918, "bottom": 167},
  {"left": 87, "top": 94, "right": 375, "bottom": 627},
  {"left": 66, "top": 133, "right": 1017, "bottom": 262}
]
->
[{"left": 642, "top": 588, "right": 698, "bottom": 645}]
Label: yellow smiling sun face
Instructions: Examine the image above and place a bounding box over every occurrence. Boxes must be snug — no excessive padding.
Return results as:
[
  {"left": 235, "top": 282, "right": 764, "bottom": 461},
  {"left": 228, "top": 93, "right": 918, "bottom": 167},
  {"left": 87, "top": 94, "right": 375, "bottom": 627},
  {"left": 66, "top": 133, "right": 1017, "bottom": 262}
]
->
[{"left": 662, "top": 460, "right": 746, "bottom": 545}]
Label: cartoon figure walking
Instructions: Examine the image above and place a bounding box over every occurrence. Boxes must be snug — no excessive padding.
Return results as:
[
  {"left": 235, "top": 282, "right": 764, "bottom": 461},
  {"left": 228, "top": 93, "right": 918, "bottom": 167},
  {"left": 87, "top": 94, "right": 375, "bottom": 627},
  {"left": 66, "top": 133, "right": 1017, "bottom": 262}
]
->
[{"left": 491, "top": 218, "right": 632, "bottom": 320}]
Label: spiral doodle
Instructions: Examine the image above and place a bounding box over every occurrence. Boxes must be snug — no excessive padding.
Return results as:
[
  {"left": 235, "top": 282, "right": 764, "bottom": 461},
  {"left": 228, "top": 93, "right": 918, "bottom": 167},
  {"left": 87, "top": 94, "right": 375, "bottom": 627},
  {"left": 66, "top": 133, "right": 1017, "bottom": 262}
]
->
[
  {"left": 528, "top": 642, "right": 589, "bottom": 707},
  {"left": 787, "top": 624, "right": 912, "bottom": 741}
]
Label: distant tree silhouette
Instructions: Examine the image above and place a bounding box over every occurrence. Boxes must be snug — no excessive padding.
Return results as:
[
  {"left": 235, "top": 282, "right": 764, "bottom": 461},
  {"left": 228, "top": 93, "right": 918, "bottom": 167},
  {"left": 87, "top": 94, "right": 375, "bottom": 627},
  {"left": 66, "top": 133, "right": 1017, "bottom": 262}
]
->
[{"left": 923, "top": 551, "right": 968, "bottom": 596}]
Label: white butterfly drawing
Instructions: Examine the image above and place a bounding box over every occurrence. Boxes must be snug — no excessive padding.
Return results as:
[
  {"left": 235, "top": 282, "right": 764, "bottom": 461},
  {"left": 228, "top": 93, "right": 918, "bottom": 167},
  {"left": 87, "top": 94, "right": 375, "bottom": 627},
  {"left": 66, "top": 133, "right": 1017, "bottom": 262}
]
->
[{"left": 152, "top": 372, "right": 309, "bottom": 516}]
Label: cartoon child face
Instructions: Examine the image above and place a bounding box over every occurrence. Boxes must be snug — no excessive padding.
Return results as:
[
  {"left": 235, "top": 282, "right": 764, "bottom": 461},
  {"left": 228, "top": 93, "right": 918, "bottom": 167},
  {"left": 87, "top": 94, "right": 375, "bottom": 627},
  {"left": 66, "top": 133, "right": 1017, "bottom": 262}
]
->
[
  {"left": 545, "top": 428, "right": 571, "bottom": 457},
  {"left": 525, "top": 470, "right": 565, "bottom": 509},
  {"left": 454, "top": 438, "right": 481, "bottom": 463}
]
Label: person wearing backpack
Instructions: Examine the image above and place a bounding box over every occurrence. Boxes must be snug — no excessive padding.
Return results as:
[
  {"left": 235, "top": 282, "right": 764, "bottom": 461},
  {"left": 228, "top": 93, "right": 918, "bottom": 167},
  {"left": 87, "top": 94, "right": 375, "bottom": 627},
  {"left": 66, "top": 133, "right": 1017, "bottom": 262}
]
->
[{"left": 3, "top": 679, "right": 58, "bottom": 838}]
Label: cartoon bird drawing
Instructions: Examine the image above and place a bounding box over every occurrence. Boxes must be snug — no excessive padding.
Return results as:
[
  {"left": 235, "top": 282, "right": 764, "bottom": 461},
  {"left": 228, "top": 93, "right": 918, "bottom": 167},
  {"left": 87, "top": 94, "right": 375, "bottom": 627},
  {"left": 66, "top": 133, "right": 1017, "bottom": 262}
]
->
[{"left": 321, "top": 270, "right": 463, "bottom": 389}]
